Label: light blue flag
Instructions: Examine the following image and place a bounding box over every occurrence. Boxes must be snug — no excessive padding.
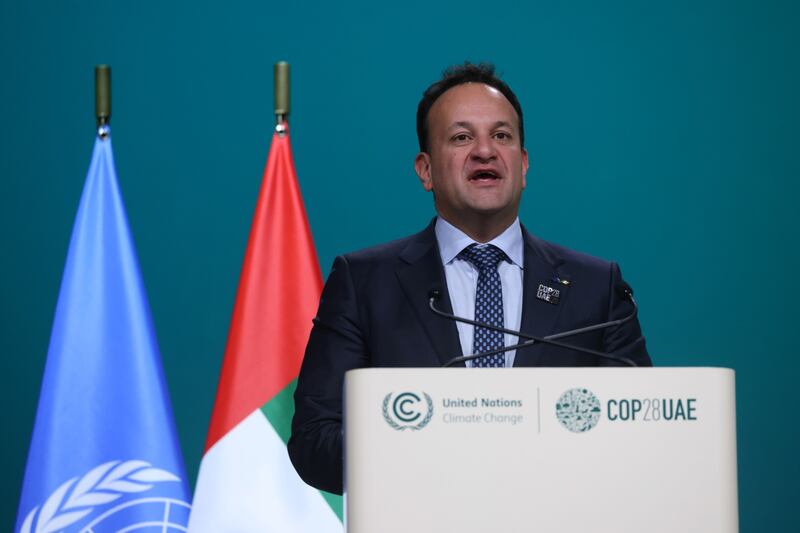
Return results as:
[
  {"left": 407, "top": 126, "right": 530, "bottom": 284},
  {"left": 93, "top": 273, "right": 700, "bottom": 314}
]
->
[{"left": 16, "top": 129, "right": 191, "bottom": 532}]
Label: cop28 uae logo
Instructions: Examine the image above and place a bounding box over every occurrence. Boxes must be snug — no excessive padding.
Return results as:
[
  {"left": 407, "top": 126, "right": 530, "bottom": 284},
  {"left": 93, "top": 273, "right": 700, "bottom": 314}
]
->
[
  {"left": 555, "top": 388, "right": 602, "bottom": 432},
  {"left": 382, "top": 392, "right": 434, "bottom": 431}
]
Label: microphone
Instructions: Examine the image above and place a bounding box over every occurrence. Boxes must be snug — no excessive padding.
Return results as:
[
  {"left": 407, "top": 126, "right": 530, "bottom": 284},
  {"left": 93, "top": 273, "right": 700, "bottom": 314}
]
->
[{"left": 428, "top": 287, "right": 638, "bottom": 367}]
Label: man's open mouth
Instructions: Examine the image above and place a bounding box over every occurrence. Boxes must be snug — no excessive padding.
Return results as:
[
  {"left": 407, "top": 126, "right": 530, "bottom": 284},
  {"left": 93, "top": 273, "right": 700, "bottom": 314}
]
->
[{"left": 469, "top": 170, "right": 501, "bottom": 181}]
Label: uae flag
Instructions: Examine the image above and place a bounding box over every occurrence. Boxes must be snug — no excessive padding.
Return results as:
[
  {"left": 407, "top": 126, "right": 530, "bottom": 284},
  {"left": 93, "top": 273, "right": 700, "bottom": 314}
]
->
[{"left": 188, "top": 126, "right": 342, "bottom": 531}]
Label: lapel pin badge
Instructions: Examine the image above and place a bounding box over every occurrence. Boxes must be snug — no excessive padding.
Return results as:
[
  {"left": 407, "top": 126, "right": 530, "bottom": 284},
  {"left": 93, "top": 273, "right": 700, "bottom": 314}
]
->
[{"left": 537, "top": 283, "right": 561, "bottom": 305}]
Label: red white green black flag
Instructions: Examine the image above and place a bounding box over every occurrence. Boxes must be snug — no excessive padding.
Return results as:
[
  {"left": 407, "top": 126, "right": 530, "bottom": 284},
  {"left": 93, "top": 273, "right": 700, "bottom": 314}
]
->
[{"left": 188, "top": 127, "right": 342, "bottom": 531}]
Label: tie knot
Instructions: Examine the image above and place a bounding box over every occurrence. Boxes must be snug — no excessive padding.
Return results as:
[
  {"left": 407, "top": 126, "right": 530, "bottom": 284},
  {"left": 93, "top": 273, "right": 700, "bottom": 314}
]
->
[{"left": 459, "top": 243, "right": 508, "bottom": 271}]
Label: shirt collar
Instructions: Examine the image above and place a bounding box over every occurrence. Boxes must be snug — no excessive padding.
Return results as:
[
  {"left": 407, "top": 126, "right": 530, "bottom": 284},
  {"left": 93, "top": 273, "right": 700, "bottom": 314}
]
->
[{"left": 435, "top": 216, "right": 524, "bottom": 268}]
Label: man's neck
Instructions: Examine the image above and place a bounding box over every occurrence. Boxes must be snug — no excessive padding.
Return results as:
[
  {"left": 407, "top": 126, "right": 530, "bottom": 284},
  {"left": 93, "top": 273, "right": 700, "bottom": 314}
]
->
[{"left": 437, "top": 212, "right": 518, "bottom": 243}]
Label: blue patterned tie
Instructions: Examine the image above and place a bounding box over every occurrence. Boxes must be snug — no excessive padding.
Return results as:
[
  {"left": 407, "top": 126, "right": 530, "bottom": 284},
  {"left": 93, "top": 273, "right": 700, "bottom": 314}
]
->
[{"left": 459, "top": 244, "right": 508, "bottom": 368}]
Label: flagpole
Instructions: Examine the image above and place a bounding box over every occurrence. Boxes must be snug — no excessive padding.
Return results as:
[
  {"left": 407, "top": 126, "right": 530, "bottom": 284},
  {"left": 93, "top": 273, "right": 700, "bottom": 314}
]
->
[
  {"left": 274, "top": 61, "right": 289, "bottom": 136},
  {"left": 95, "top": 64, "right": 111, "bottom": 138}
]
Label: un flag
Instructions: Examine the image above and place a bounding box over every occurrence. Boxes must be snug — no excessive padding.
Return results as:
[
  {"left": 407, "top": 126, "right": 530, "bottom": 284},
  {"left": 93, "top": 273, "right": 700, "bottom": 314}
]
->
[{"left": 15, "top": 130, "right": 191, "bottom": 532}]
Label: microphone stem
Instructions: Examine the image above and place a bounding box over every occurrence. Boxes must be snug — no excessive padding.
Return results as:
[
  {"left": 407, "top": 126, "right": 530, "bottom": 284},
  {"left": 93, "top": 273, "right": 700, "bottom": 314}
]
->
[{"left": 544, "top": 299, "right": 636, "bottom": 341}]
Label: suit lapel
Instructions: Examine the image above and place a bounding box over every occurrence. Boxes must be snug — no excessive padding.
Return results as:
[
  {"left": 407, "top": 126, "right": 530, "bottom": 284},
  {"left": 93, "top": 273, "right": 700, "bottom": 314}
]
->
[
  {"left": 395, "top": 222, "right": 464, "bottom": 367},
  {"left": 514, "top": 227, "right": 571, "bottom": 366}
]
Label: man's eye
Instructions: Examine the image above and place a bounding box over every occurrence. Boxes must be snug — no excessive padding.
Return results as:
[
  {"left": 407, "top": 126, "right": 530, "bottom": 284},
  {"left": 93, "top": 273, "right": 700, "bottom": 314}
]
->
[
  {"left": 452, "top": 133, "right": 471, "bottom": 142},
  {"left": 494, "top": 131, "right": 511, "bottom": 141}
]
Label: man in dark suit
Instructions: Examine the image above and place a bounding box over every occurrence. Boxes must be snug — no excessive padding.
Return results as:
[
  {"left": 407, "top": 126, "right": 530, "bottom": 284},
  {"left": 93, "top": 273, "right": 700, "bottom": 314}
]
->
[{"left": 289, "top": 63, "right": 651, "bottom": 495}]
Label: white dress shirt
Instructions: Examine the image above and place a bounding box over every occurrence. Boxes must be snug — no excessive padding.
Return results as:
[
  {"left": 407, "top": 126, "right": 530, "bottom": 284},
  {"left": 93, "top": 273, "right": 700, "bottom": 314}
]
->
[{"left": 434, "top": 217, "right": 524, "bottom": 367}]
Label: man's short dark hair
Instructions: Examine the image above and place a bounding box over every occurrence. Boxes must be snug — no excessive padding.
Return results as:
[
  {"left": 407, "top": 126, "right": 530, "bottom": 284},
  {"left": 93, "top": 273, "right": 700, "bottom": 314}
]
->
[{"left": 416, "top": 62, "right": 524, "bottom": 152}]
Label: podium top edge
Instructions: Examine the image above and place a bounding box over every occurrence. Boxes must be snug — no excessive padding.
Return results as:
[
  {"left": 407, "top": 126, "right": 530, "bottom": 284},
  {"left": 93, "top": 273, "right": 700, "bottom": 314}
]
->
[{"left": 345, "top": 367, "right": 736, "bottom": 377}]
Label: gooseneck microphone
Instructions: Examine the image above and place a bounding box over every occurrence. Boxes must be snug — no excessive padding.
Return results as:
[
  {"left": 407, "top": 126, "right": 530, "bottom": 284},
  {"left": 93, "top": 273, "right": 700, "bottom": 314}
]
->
[{"left": 428, "top": 284, "right": 639, "bottom": 367}]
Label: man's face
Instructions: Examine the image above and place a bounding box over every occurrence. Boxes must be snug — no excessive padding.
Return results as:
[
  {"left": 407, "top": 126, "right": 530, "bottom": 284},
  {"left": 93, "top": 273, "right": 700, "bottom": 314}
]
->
[{"left": 415, "top": 83, "right": 528, "bottom": 231}]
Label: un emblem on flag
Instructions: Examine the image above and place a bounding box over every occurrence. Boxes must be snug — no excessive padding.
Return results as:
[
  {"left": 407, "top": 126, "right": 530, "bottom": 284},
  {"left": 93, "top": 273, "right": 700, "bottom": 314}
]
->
[
  {"left": 382, "top": 392, "right": 434, "bottom": 431},
  {"left": 18, "top": 460, "right": 190, "bottom": 533}
]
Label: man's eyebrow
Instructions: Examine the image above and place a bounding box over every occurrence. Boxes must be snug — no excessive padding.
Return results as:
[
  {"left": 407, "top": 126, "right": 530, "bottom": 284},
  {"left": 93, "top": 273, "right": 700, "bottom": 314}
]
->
[
  {"left": 447, "top": 121, "right": 474, "bottom": 130},
  {"left": 446, "top": 120, "right": 514, "bottom": 130}
]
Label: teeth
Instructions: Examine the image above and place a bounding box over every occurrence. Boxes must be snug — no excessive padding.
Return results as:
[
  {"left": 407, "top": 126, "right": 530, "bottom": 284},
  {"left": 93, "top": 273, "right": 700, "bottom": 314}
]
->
[{"left": 471, "top": 172, "right": 498, "bottom": 180}]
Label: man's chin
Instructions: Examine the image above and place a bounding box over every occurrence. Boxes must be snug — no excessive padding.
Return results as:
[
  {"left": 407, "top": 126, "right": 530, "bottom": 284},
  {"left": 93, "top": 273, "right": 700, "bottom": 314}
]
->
[{"left": 467, "top": 198, "right": 520, "bottom": 217}]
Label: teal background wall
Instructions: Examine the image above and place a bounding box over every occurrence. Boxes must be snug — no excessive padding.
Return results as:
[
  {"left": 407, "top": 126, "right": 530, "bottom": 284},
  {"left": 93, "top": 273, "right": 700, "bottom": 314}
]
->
[{"left": 2, "top": 0, "right": 797, "bottom": 529}]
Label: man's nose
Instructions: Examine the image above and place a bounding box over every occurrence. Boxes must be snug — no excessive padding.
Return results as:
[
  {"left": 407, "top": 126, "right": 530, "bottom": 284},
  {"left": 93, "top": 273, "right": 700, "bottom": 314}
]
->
[{"left": 470, "top": 135, "right": 497, "bottom": 161}]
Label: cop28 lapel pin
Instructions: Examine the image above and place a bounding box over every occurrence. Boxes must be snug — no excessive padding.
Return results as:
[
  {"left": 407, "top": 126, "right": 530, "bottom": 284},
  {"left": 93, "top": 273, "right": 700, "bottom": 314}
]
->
[{"left": 537, "top": 281, "right": 563, "bottom": 305}]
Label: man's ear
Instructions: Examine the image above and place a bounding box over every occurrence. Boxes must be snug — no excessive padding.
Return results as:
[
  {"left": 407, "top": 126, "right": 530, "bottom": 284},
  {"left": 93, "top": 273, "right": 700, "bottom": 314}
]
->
[
  {"left": 521, "top": 148, "right": 529, "bottom": 189},
  {"left": 415, "top": 152, "right": 433, "bottom": 192}
]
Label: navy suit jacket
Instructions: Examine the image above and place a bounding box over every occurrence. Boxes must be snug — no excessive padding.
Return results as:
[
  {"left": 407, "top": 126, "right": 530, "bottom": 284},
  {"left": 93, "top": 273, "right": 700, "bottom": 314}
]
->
[{"left": 288, "top": 220, "right": 650, "bottom": 494}]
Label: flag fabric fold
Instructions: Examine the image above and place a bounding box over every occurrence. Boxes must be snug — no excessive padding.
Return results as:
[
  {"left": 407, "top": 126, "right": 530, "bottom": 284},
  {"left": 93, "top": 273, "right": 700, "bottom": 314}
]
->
[
  {"left": 188, "top": 126, "right": 342, "bottom": 531},
  {"left": 15, "top": 130, "right": 191, "bottom": 533}
]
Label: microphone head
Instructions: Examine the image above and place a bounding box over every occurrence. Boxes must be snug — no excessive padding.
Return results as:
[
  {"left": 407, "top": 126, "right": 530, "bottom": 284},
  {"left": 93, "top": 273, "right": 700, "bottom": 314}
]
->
[
  {"left": 616, "top": 281, "right": 634, "bottom": 300},
  {"left": 428, "top": 288, "right": 443, "bottom": 301}
]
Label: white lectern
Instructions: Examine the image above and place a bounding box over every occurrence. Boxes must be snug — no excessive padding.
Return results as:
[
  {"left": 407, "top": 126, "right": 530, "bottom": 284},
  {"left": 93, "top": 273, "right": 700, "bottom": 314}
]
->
[{"left": 344, "top": 368, "right": 737, "bottom": 533}]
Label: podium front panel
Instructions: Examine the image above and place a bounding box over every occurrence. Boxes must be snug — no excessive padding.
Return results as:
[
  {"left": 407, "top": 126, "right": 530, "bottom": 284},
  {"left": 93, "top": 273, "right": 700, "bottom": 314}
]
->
[{"left": 344, "top": 368, "right": 737, "bottom": 533}]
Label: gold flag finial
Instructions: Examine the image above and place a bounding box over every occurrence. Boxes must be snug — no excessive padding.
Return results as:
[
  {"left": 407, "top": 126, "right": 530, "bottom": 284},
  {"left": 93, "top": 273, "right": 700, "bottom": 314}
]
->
[
  {"left": 274, "top": 62, "right": 290, "bottom": 135},
  {"left": 95, "top": 65, "right": 111, "bottom": 137}
]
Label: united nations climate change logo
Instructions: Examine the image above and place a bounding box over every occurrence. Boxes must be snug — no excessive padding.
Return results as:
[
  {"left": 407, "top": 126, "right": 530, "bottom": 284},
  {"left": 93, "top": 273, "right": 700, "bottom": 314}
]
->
[
  {"left": 555, "top": 388, "right": 602, "bottom": 433},
  {"left": 19, "top": 460, "right": 190, "bottom": 533},
  {"left": 382, "top": 391, "right": 434, "bottom": 431}
]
